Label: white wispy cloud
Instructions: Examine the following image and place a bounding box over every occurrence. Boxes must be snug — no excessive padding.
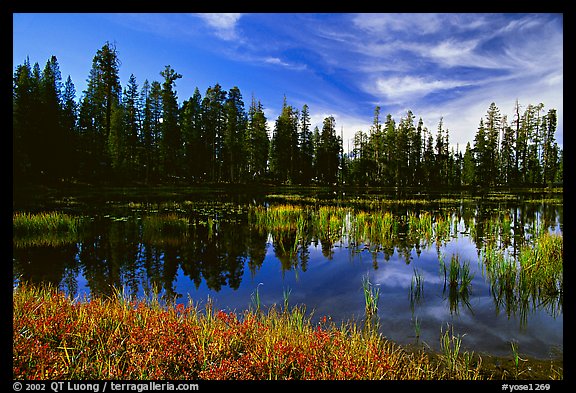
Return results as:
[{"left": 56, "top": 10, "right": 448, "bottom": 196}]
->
[
  {"left": 194, "top": 13, "right": 242, "bottom": 41},
  {"left": 264, "top": 57, "right": 307, "bottom": 71},
  {"left": 372, "top": 75, "right": 475, "bottom": 103},
  {"left": 352, "top": 13, "right": 445, "bottom": 36}
]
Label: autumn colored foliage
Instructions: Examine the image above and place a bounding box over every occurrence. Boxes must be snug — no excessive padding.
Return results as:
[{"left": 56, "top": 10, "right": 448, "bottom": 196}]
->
[{"left": 13, "top": 283, "right": 485, "bottom": 380}]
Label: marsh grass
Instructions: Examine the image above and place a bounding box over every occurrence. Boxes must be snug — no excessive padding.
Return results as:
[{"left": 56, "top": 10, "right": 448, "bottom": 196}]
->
[
  {"left": 362, "top": 274, "right": 380, "bottom": 322},
  {"left": 13, "top": 211, "right": 84, "bottom": 247},
  {"left": 409, "top": 268, "right": 424, "bottom": 313},
  {"left": 13, "top": 211, "right": 82, "bottom": 234},
  {"left": 444, "top": 255, "right": 474, "bottom": 315},
  {"left": 481, "top": 230, "right": 562, "bottom": 321},
  {"left": 14, "top": 282, "right": 493, "bottom": 380},
  {"left": 439, "top": 324, "right": 480, "bottom": 379},
  {"left": 250, "top": 205, "right": 453, "bottom": 252},
  {"left": 510, "top": 340, "right": 528, "bottom": 379}
]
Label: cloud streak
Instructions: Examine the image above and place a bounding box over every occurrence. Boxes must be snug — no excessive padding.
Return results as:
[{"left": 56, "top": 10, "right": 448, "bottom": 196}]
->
[{"left": 194, "top": 13, "right": 242, "bottom": 41}]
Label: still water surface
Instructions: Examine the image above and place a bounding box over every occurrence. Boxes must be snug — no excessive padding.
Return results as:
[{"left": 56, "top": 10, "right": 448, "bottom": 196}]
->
[{"left": 13, "top": 189, "right": 563, "bottom": 359}]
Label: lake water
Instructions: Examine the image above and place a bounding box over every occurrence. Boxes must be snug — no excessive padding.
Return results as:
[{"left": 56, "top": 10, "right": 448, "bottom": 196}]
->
[{"left": 12, "top": 188, "right": 563, "bottom": 360}]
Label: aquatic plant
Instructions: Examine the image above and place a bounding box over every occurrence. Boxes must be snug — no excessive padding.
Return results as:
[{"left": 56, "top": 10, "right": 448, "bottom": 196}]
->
[
  {"left": 510, "top": 340, "right": 527, "bottom": 379},
  {"left": 362, "top": 274, "right": 380, "bottom": 323},
  {"left": 409, "top": 268, "right": 424, "bottom": 312},
  {"left": 439, "top": 324, "right": 480, "bottom": 379},
  {"left": 444, "top": 255, "right": 474, "bottom": 315},
  {"left": 481, "top": 230, "right": 562, "bottom": 322},
  {"left": 13, "top": 211, "right": 82, "bottom": 235},
  {"left": 13, "top": 211, "right": 84, "bottom": 247}
]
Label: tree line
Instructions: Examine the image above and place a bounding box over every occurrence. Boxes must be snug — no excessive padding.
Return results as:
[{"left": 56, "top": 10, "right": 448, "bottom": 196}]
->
[{"left": 13, "top": 42, "right": 563, "bottom": 188}]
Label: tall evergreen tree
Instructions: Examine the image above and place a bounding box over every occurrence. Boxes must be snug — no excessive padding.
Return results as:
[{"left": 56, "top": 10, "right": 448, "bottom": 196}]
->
[
  {"left": 245, "top": 97, "right": 269, "bottom": 181},
  {"left": 349, "top": 130, "right": 370, "bottom": 186},
  {"left": 37, "top": 56, "right": 67, "bottom": 182},
  {"left": 462, "top": 142, "right": 475, "bottom": 186},
  {"left": 202, "top": 84, "right": 227, "bottom": 182},
  {"left": 180, "top": 88, "right": 203, "bottom": 182},
  {"left": 139, "top": 80, "right": 163, "bottom": 183},
  {"left": 13, "top": 58, "right": 36, "bottom": 181},
  {"left": 422, "top": 127, "right": 435, "bottom": 187},
  {"left": 368, "top": 106, "right": 384, "bottom": 184},
  {"left": 61, "top": 75, "right": 78, "bottom": 180},
  {"left": 108, "top": 100, "right": 125, "bottom": 175},
  {"left": 316, "top": 116, "right": 340, "bottom": 184},
  {"left": 78, "top": 41, "right": 122, "bottom": 181},
  {"left": 473, "top": 119, "right": 488, "bottom": 186},
  {"left": 500, "top": 115, "right": 516, "bottom": 185},
  {"left": 123, "top": 74, "right": 140, "bottom": 179},
  {"left": 159, "top": 65, "right": 182, "bottom": 182},
  {"left": 270, "top": 97, "right": 299, "bottom": 183},
  {"left": 222, "top": 86, "right": 247, "bottom": 182},
  {"left": 298, "top": 104, "right": 314, "bottom": 184},
  {"left": 485, "top": 102, "right": 502, "bottom": 185},
  {"left": 542, "top": 109, "right": 558, "bottom": 185}
]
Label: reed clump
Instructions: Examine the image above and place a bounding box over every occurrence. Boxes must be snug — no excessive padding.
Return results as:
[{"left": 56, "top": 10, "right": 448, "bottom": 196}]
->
[
  {"left": 481, "top": 230, "right": 563, "bottom": 321},
  {"left": 13, "top": 211, "right": 82, "bottom": 235},
  {"left": 250, "top": 204, "right": 454, "bottom": 252},
  {"left": 13, "top": 211, "right": 83, "bottom": 247}
]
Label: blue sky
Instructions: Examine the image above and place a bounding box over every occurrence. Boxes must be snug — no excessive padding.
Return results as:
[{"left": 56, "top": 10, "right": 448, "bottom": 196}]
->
[{"left": 13, "top": 13, "right": 563, "bottom": 151}]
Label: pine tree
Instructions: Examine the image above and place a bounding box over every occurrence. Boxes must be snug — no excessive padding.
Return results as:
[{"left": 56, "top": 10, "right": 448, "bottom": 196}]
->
[
  {"left": 542, "top": 109, "right": 558, "bottom": 186},
  {"left": 245, "top": 97, "right": 269, "bottom": 181},
  {"left": 434, "top": 117, "right": 447, "bottom": 186},
  {"left": 13, "top": 58, "right": 35, "bottom": 181},
  {"left": 485, "top": 102, "right": 502, "bottom": 185},
  {"left": 411, "top": 117, "right": 424, "bottom": 186},
  {"left": 368, "top": 106, "right": 384, "bottom": 184},
  {"left": 159, "top": 65, "right": 183, "bottom": 182},
  {"left": 298, "top": 104, "right": 314, "bottom": 184},
  {"left": 473, "top": 119, "right": 488, "bottom": 186},
  {"left": 202, "top": 84, "right": 227, "bottom": 182},
  {"left": 312, "top": 125, "right": 321, "bottom": 182},
  {"left": 222, "top": 86, "right": 247, "bottom": 182},
  {"left": 462, "top": 142, "right": 476, "bottom": 186},
  {"left": 317, "top": 116, "right": 340, "bottom": 184},
  {"left": 123, "top": 74, "right": 140, "bottom": 179},
  {"left": 36, "top": 56, "right": 70, "bottom": 182},
  {"left": 270, "top": 97, "right": 299, "bottom": 183},
  {"left": 78, "top": 41, "right": 122, "bottom": 181},
  {"left": 108, "top": 100, "right": 125, "bottom": 175},
  {"left": 180, "top": 87, "right": 204, "bottom": 182},
  {"left": 422, "top": 127, "right": 435, "bottom": 187},
  {"left": 382, "top": 113, "right": 396, "bottom": 185},
  {"left": 500, "top": 115, "right": 516, "bottom": 185},
  {"left": 350, "top": 130, "right": 370, "bottom": 186},
  {"left": 61, "top": 75, "right": 78, "bottom": 180},
  {"left": 139, "top": 80, "right": 162, "bottom": 183}
]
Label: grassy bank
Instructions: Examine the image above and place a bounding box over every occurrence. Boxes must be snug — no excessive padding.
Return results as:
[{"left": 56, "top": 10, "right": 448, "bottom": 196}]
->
[{"left": 13, "top": 283, "right": 562, "bottom": 380}]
